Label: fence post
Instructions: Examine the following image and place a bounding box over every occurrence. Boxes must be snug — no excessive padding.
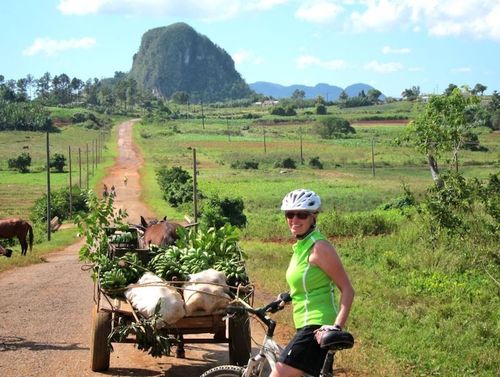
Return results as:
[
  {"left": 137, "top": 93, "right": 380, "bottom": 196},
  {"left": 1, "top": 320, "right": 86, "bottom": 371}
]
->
[
  {"left": 78, "top": 147, "right": 82, "bottom": 189},
  {"left": 68, "top": 146, "right": 72, "bottom": 218},
  {"left": 192, "top": 148, "right": 198, "bottom": 227},
  {"left": 86, "top": 143, "right": 89, "bottom": 190},
  {"left": 46, "top": 127, "right": 51, "bottom": 241},
  {"left": 300, "top": 128, "right": 304, "bottom": 164},
  {"left": 263, "top": 126, "right": 267, "bottom": 154},
  {"left": 371, "top": 137, "right": 376, "bottom": 177}
]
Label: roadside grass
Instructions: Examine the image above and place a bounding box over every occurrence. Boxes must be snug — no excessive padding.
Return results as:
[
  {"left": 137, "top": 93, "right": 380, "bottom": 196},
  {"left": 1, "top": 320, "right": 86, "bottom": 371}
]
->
[
  {"left": 134, "top": 117, "right": 499, "bottom": 377},
  {"left": 242, "top": 223, "right": 499, "bottom": 377}
]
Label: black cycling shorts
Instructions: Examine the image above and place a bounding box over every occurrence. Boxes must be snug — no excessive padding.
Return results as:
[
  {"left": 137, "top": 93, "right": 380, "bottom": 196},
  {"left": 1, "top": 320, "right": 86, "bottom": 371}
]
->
[{"left": 278, "top": 325, "right": 328, "bottom": 377}]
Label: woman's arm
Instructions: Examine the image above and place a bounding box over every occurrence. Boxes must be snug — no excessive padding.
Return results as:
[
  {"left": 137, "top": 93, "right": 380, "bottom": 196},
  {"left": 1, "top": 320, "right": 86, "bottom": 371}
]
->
[{"left": 309, "top": 240, "right": 354, "bottom": 328}]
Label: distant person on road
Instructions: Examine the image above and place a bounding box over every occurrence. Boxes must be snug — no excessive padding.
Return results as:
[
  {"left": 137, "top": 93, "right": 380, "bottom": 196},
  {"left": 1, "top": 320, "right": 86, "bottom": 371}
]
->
[
  {"left": 110, "top": 185, "right": 116, "bottom": 198},
  {"left": 103, "top": 184, "right": 109, "bottom": 198},
  {"left": 271, "top": 189, "right": 354, "bottom": 377},
  {"left": 123, "top": 175, "right": 128, "bottom": 186}
]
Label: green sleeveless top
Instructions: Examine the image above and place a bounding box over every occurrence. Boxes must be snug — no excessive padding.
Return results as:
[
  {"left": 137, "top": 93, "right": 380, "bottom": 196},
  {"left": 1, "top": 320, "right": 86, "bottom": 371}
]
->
[{"left": 285, "top": 229, "right": 338, "bottom": 328}]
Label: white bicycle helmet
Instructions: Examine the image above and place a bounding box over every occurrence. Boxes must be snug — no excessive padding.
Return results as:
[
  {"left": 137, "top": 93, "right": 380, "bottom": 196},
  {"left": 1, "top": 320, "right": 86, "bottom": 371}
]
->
[{"left": 281, "top": 189, "right": 321, "bottom": 212}]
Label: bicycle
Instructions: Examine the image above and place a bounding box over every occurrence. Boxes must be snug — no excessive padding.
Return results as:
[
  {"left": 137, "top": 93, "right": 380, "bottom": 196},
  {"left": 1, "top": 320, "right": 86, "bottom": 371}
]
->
[{"left": 200, "top": 294, "right": 354, "bottom": 377}]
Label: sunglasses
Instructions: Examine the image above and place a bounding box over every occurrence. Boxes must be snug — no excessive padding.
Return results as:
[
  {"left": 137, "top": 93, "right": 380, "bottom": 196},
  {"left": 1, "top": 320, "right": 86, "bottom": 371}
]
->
[{"left": 285, "top": 212, "right": 311, "bottom": 219}]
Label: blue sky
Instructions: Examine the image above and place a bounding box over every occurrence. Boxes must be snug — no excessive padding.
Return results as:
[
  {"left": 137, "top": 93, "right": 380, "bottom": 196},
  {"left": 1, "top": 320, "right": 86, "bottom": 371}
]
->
[{"left": 1, "top": 0, "right": 499, "bottom": 98}]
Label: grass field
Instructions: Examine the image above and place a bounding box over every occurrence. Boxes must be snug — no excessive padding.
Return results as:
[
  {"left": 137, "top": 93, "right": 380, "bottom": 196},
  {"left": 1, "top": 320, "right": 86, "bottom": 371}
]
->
[
  {"left": 0, "top": 102, "right": 499, "bottom": 376},
  {"left": 132, "top": 113, "right": 499, "bottom": 377},
  {"left": 0, "top": 124, "right": 116, "bottom": 219}
]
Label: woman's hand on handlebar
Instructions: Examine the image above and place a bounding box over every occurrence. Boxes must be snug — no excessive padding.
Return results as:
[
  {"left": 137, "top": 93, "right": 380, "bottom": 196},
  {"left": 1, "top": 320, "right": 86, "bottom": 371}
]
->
[{"left": 277, "top": 291, "right": 291, "bottom": 309}]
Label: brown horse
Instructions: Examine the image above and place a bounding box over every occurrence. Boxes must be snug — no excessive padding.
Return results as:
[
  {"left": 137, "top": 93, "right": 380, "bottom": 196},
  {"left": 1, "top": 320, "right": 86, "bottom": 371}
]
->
[
  {"left": 0, "top": 244, "right": 13, "bottom": 257},
  {"left": 139, "top": 216, "right": 182, "bottom": 248},
  {"left": 0, "top": 218, "right": 33, "bottom": 256}
]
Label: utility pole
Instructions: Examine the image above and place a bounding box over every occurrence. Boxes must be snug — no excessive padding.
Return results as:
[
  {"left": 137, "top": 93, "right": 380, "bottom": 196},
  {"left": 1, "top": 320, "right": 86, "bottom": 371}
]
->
[
  {"left": 46, "top": 125, "right": 51, "bottom": 241},
  {"left": 201, "top": 101, "right": 205, "bottom": 129},
  {"left": 68, "top": 146, "right": 72, "bottom": 218},
  {"left": 371, "top": 137, "right": 376, "bottom": 177},
  {"left": 263, "top": 127, "right": 267, "bottom": 154},
  {"left": 192, "top": 148, "right": 198, "bottom": 227}
]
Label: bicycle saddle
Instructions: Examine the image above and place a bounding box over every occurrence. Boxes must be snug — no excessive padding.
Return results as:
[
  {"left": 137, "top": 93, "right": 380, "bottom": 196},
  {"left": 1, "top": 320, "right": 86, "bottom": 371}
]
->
[{"left": 319, "top": 330, "right": 354, "bottom": 351}]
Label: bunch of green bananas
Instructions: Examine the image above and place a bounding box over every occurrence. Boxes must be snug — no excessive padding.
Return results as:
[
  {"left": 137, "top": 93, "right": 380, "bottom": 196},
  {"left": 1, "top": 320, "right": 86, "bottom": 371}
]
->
[
  {"left": 98, "top": 252, "right": 144, "bottom": 291},
  {"left": 148, "top": 246, "right": 188, "bottom": 282}
]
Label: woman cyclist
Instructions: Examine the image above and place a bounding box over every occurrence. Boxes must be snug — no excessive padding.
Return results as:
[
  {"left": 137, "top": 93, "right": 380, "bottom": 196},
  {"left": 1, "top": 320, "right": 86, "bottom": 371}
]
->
[{"left": 271, "top": 189, "right": 354, "bottom": 377}]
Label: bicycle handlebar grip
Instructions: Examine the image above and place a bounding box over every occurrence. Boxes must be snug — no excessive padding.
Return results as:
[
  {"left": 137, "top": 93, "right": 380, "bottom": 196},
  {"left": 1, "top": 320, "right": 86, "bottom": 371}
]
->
[{"left": 279, "top": 292, "right": 292, "bottom": 302}]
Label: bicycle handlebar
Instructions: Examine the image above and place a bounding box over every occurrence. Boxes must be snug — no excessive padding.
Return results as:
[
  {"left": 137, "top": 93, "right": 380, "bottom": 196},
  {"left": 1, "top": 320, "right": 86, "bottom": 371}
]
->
[{"left": 226, "top": 292, "right": 292, "bottom": 336}]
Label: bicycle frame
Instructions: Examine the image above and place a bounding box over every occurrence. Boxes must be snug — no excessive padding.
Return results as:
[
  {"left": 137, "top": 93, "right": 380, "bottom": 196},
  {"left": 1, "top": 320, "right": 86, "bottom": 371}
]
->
[
  {"left": 231, "top": 297, "right": 334, "bottom": 377},
  {"left": 201, "top": 296, "right": 352, "bottom": 377},
  {"left": 241, "top": 333, "right": 282, "bottom": 377}
]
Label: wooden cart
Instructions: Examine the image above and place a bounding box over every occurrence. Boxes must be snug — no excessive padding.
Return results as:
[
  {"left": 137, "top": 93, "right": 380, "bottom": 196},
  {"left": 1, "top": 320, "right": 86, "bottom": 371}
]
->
[{"left": 89, "top": 229, "right": 252, "bottom": 372}]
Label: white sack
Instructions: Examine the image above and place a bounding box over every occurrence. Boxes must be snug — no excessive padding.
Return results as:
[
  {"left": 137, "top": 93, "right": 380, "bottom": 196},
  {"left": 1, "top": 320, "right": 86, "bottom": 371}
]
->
[
  {"left": 124, "top": 272, "right": 185, "bottom": 328},
  {"left": 183, "top": 268, "right": 231, "bottom": 315}
]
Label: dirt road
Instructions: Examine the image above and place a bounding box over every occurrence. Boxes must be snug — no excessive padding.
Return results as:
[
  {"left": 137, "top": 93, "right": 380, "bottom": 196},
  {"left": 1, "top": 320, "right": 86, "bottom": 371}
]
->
[{"left": 0, "top": 120, "right": 229, "bottom": 377}]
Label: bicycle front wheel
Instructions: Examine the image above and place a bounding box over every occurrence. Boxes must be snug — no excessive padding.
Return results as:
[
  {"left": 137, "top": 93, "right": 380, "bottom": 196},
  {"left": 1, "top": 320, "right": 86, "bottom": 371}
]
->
[{"left": 200, "top": 365, "right": 245, "bottom": 377}]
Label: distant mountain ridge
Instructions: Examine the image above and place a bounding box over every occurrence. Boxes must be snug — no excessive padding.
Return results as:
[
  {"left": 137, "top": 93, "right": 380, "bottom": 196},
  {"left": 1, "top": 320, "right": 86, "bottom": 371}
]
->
[{"left": 249, "top": 82, "right": 384, "bottom": 100}]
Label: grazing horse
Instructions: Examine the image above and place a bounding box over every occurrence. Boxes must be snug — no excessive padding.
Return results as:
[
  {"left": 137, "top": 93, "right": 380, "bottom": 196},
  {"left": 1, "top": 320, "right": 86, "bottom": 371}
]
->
[
  {"left": 139, "top": 216, "right": 182, "bottom": 248},
  {"left": 0, "top": 244, "right": 13, "bottom": 257},
  {"left": 0, "top": 218, "right": 34, "bottom": 256}
]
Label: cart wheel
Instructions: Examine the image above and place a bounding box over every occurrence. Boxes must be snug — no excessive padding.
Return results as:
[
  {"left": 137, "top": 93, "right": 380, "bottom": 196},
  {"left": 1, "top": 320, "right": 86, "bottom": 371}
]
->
[
  {"left": 228, "top": 311, "right": 251, "bottom": 366},
  {"left": 90, "top": 304, "right": 111, "bottom": 372}
]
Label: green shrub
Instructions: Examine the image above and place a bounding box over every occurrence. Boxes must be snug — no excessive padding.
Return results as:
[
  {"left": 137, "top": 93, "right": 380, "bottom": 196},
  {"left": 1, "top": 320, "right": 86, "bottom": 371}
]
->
[
  {"left": 30, "top": 186, "right": 89, "bottom": 224},
  {"left": 316, "top": 116, "right": 355, "bottom": 139},
  {"left": 316, "top": 104, "right": 327, "bottom": 115},
  {"left": 8, "top": 152, "right": 31, "bottom": 173},
  {"left": 379, "top": 184, "right": 415, "bottom": 210},
  {"left": 230, "top": 160, "right": 259, "bottom": 169},
  {"left": 274, "top": 157, "right": 297, "bottom": 169},
  {"left": 200, "top": 195, "right": 247, "bottom": 229},
  {"left": 270, "top": 105, "right": 297, "bottom": 116},
  {"left": 156, "top": 166, "right": 197, "bottom": 207},
  {"left": 50, "top": 153, "right": 66, "bottom": 172},
  {"left": 308, "top": 156, "right": 323, "bottom": 169}
]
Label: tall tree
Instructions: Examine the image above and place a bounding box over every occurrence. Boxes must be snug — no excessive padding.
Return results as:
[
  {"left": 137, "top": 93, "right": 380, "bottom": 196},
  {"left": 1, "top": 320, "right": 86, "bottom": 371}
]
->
[
  {"left": 472, "top": 83, "right": 487, "bottom": 96},
  {"left": 291, "top": 89, "right": 305, "bottom": 100},
  {"left": 16, "top": 78, "right": 28, "bottom": 101},
  {"left": 406, "top": 88, "right": 481, "bottom": 187},
  {"left": 401, "top": 86, "right": 420, "bottom": 101},
  {"left": 444, "top": 83, "right": 458, "bottom": 96},
  {"left": 367, "top": 89, "right": 382, "bottom": 104},
  {"left": 36, "top": 72, "right": 52, "bottom": 101}
]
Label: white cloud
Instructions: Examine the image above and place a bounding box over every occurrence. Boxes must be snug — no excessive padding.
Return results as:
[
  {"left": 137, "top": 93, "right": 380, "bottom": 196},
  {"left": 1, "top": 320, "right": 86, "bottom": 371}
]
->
[
  {"left": 295, "top": 1, "right": 344, "bottom": 23},
  {"left": 364, "top": 60, "right": 404, "bottom": 73},
  {"left": 350, "top": 1, "right": 404, "bottom": 32},
  {"left": 382, "top": 46, "right": 411, "bottom": 54},
  {"left": 297, "top": 55, "right": 347, "bottom": 70},
  {"left": 408, "top": 66, "right": 423, "bottom": 72},
  {"left": 451, "top": 67, "right": 471, "bottom": 73},
  {"left": 57, "top": 0, "right": 287, "bottom": 20},
  {"left": 232, "top": 49, "right": 264, "bottom": 65},
  {"left": 22, "top": 37, "right": 96, "bottom": 56},
  {"left": 248, "top": 0, "right": 289, "bottom": 11},
  {"left": 58, "top": 0, "right": 105, "bottom": 15},
  {"left": 344, "top": 0, "right": 500, "bottom": 41}
]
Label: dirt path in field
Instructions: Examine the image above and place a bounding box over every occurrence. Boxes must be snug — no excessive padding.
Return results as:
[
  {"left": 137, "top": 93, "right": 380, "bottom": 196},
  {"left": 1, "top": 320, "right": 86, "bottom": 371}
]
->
[{"left": 0, "top": 120, "right": 230, "bottom": 377}]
